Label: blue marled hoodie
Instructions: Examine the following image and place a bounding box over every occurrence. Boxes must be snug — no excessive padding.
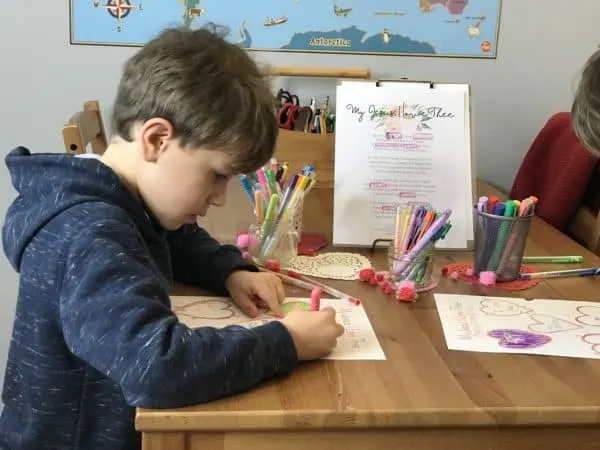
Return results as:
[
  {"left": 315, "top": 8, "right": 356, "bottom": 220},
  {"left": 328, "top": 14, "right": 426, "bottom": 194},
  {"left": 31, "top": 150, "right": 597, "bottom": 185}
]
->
[{"left": 0, "top": 147, "right": 297, "bottom": 450}]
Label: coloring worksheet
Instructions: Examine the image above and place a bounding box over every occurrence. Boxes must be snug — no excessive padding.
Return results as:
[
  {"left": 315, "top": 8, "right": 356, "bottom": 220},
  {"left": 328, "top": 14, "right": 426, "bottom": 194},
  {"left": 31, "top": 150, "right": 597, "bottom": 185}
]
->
[
  {"left": 171, "top": 296, "right": 386, "bottom": 360},
  {"left": 333, "top": 81, "right": 474, "bottom": 249},
  {"left": 434, "top": 294, "right": 600, "bottom": 359}
]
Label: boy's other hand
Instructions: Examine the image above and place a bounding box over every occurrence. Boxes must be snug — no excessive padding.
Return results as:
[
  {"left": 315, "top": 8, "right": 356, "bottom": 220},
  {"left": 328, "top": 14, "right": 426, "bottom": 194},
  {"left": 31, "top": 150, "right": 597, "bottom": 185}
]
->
[
  {"left": 281, "top": 308, "right": 345, "bottom": 360},
  {"left": 225, "top": 271, "right": 285, "bottom": 318}
]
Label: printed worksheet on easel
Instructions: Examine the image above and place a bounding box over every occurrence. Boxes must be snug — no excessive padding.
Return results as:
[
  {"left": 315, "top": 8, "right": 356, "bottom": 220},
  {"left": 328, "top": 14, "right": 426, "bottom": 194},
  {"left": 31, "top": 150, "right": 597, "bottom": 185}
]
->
[
  {"left": 435, "top": 294, "right": 600, "bottom": 359},
  {"left": 333, "top": 80, "right": 473, "bottom": 249},
  {"left": 171, "top": 296, "right": 386, "bottom": 360}
]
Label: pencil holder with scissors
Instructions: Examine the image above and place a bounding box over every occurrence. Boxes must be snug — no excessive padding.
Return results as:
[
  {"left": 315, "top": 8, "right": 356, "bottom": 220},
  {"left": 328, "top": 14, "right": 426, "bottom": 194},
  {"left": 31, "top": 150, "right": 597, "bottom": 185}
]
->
[
  {"left": 473, "top": 207, "right": 533, "bottom": 281},
  {"left": 275, "top": 89, "right": 313, "bottom": 132}
]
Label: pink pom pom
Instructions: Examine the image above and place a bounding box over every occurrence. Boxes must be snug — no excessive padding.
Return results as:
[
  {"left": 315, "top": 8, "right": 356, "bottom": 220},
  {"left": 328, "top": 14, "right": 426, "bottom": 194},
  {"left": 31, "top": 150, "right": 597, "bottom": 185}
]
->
[
  {"left": 236, "top": 233, "right": 249, "bottom": 249},
  {"left": 465, "top": 267, "right": 475, "bottom": 277},
  {"left": 450, "top": 271, "right": 460, "bottom": 280},
  {"left": 479, "top": 271, "right": 496, "bottom": 286},
  {"left": 359, "top": 268, "right": 375, "bottom": 281},
  {"left": 397, "top": 280, "right": 416, "bottom": 302}
]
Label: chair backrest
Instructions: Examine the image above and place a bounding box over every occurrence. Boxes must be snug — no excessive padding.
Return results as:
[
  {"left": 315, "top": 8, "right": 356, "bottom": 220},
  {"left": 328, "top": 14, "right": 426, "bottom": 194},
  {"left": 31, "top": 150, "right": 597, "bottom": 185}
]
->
[
  {"left": 509, "top": 112, "right": 598, "bottom": 231},
  {"left": 62, "top": 100, "right": 108, "bottom": 155}
]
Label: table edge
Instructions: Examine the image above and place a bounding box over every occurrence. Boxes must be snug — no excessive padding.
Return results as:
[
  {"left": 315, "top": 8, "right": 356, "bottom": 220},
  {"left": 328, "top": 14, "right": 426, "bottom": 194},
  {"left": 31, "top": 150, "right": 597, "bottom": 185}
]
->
[{"left": 135, "top": 406, "right": 600, "bottom": 431}]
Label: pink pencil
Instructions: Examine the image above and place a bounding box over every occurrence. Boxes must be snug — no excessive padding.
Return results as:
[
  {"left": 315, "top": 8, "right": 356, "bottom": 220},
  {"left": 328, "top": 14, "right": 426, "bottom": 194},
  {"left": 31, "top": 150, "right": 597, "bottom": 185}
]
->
[{"left": 258, "top": 263, "right": 361, "bottom": 306}]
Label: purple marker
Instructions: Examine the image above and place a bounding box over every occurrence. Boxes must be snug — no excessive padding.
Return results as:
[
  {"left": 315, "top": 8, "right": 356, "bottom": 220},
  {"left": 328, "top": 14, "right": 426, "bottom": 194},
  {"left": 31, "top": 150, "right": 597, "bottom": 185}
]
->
[{"left": 393, "top": 209, "right": 452, "bottom": 275}]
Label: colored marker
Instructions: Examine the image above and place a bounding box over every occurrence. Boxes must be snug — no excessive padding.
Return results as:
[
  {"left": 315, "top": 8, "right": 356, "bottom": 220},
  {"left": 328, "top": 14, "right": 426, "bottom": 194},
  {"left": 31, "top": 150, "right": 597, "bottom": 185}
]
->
[
  {"left": 521, "top": 256, "right": 584, "bottom": 264},
  {"left": 258, "top": 262, "right": 360, "bottom": 305},
  {"left": 259, "top": 194, "right": 279, "bottom": 242},
  {"left": 310, "top": 287, "right": 322, "bottom": 311},
  {"left": 240, "top": 175, "right": 255, "bottom": 205},
  {"left": 518, "top": 267, "right": 600, "bottom": 280},
  {"left": 393, "top": 209, "right": 452, "bottom": 275},
  {"left": 487, "top": 200, "right": 516, "bottom": 271}
]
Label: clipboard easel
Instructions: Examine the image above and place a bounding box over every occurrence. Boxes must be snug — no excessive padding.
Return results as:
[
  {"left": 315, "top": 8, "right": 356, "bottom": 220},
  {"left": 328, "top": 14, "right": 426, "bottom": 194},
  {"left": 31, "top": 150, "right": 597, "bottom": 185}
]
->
[{"left": 333, "top": 77, "right": 477, "bottom": 253}]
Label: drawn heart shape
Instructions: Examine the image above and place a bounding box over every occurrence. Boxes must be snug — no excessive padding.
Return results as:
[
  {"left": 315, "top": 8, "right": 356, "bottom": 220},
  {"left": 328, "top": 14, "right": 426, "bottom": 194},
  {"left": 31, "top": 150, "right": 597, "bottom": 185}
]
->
[
  {"left": 175, "top": 300, "right": 236, "bottom": 320},
  {"left": 488, "top": 329, "right": 551, "bottom": 349},
  {"left": 575, "top": 306, "right": 600, "bottom": 327},
  {"left": 480, "top": 298, "right": 532, "bottom": 316},
  {"left": 528, "top": 314, "right": 582, "bottom": 334},
  {"left": 581, "top": 333, "right": 600, "bottom": 354}
]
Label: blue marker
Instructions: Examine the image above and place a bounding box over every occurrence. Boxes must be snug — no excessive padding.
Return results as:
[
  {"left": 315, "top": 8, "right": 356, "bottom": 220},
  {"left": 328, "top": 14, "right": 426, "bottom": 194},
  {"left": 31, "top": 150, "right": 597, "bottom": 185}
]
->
[{"left": 239, "top": 175, "right": 255, "bottom": 205}]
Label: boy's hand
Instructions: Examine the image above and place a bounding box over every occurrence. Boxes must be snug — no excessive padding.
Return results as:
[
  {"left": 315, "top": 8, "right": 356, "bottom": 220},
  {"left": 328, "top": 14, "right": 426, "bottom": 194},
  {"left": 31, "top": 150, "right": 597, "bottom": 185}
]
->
[
  {"left": 281, "top": 308, "right": 345, "bottom": 360},
  {"left": 225, "top": 271, "right": 285, "bottom": 318}
]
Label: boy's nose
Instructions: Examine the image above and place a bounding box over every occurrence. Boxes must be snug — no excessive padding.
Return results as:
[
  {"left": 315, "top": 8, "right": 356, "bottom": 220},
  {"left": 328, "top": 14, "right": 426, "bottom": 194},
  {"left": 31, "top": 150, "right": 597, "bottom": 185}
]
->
[{"left": 210, "top": 186, "right": 227, "bottom": 207}]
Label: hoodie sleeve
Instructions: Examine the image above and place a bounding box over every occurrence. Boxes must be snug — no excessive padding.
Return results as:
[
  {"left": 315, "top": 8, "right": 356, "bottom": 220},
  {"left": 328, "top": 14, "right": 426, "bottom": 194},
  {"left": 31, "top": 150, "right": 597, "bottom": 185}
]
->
[
  {"left": 166, "top": 224, "right": 257, "bottom": 294},
  {"left": 59, "top": 219, "right": 298, "bottom": 409}
]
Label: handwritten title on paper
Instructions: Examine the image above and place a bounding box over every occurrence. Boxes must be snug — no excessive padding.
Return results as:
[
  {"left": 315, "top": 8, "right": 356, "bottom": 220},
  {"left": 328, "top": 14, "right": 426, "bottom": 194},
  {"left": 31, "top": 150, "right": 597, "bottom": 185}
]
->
[{"left": 345, "top": 102, "right": 456, "bottom": 124}]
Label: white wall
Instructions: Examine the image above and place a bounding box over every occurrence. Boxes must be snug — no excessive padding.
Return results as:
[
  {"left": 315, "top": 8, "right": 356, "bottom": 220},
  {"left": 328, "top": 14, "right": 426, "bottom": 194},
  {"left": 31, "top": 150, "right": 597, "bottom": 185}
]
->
[{"left": 1, "top": 1, "right": 599, "bottom": 407}]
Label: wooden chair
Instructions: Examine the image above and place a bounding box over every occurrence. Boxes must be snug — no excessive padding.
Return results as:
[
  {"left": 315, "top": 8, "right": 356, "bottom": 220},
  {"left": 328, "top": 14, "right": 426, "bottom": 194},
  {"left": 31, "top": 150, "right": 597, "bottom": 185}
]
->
[{"left": 62, "top": 100, "right": 108, "bottom": 155}]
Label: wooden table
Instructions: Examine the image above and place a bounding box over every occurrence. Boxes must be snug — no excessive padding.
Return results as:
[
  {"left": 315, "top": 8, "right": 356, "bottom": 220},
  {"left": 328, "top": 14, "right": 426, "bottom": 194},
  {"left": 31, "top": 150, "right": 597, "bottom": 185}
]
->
[{"left": 137, "top": 180, "right": 600, "bottom": 450}]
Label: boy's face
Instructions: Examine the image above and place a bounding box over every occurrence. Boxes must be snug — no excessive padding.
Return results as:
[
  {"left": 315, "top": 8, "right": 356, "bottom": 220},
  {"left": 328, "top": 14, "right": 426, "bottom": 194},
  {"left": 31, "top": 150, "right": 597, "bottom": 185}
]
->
[{"left": 136, "top": 118, "right": 235, "bottom": 230}]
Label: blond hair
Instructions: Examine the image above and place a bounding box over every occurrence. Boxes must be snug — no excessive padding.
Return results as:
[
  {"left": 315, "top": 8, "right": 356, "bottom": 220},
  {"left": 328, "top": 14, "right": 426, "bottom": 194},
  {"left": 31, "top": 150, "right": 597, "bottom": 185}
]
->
[{"left": 572, "top": 48, "right": 600, "bottom": 157}]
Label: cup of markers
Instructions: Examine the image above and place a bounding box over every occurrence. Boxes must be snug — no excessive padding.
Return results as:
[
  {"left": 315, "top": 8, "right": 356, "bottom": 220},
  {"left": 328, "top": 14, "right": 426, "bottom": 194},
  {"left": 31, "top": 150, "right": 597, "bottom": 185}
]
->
[
  {"left": 388, "top": 204, "right": 453, "bottom": 292},
  {"left": 239, "top": 162, "right": 316, "bottom": 266},
  {"left": 473, "top": 195, "right": 536, "bottom": 281}
]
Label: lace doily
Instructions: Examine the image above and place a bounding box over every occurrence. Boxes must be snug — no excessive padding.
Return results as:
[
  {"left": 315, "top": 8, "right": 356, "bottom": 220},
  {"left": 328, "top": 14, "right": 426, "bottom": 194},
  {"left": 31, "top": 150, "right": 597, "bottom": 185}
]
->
[{"left": 286, "top": 252, "right": 372, "bottom": 280}]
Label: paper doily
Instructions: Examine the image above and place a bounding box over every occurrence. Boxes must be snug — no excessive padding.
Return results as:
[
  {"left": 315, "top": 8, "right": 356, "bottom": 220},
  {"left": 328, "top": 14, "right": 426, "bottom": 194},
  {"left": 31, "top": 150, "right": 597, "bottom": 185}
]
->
[
  {"left": 442, "top": 262, "right": 541, "bottom": 291},
  {"left": 287, "top": 252, "right": 372, "bottom": 280}
]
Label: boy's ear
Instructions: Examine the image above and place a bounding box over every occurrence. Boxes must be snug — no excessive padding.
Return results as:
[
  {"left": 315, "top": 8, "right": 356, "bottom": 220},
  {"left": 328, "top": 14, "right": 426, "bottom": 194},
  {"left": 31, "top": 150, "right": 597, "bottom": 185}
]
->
[{"left": 139, "top": 118, "right": 175, "bottom": 162}]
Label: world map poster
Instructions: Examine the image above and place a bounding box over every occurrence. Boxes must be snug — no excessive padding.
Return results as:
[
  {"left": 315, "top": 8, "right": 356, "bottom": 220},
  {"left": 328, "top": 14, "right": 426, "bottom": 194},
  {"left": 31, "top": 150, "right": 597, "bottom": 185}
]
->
[{"left": 70, "top": 0, "right": 502, "bottom": 58}]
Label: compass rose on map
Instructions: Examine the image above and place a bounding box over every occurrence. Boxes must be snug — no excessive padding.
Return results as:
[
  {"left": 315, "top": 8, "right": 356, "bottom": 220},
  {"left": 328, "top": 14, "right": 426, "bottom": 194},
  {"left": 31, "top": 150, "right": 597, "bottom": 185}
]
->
[{"left": 93, "top": 0, "right": 143, "bottom": 32}]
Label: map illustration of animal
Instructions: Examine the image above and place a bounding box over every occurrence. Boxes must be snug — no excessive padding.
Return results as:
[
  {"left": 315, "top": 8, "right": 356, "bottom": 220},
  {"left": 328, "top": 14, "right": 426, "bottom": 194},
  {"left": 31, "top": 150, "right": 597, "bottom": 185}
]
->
[
  {"left": 434, "top": 294, "right": 600, "bottom": 359},
  {"left": 70, "top": 0, "right": 502, "bottom": 58}
]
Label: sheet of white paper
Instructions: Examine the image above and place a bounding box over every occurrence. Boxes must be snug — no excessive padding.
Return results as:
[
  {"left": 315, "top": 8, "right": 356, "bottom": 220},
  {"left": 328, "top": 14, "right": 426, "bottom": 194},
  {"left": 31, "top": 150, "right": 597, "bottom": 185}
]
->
[
  {"left": 171, "top": 296, "right": 386, "bottom": 360},
  {"left": 434, "top": 294, "right": 600, "bottom": 359},
  {"left": 334, "top": 81, "right": 473, "bottom": 248}
]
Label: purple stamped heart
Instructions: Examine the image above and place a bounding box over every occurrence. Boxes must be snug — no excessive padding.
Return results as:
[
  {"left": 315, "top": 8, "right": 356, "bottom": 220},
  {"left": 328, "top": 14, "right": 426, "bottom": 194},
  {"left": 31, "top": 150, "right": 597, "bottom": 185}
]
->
[{"left": 488, "top": 329, "right": 551, "bottom": 349}]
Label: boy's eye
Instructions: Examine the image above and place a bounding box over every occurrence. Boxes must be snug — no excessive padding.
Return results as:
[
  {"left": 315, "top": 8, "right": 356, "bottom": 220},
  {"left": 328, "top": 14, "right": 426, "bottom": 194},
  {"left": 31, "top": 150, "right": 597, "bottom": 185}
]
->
[{"left": 214, "top": 172, "right": 229, "bottom": 182}]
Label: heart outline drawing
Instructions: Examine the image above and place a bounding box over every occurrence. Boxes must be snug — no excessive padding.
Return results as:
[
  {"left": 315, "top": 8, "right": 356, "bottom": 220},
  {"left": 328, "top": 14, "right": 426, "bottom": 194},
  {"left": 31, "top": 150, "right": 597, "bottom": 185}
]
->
[
  {"left": 173, "top": 299, "right": 236, "bottom": 320},
  {"left": 527, "top": 314, "right": 582, "bottom": 334},
  {"left": 581, "top": 333, "right": 600, "bottom": 354},
  {"left": 480, "top": 298, "right": 533, "bottom": 317},
  {"left": 575, "top": 306, "right": 600, "bottom": 327}
]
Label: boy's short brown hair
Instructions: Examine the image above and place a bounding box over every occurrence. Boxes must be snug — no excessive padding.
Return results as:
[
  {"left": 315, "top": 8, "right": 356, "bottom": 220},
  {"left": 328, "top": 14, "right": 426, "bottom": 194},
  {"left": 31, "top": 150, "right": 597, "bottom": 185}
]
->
[
  {"left": 111, "top": 24, "right": 277, "bottom": 173},
  {"left": 572, "top": 48, "right": 600, "bottom": 157}
]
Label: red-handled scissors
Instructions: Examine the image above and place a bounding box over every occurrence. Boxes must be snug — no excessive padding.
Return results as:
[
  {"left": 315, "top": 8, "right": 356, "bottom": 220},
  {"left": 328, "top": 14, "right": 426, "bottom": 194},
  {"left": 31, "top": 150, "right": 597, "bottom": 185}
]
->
[{"left": 278, "top": 102, "right": 300, "bottom": 129}]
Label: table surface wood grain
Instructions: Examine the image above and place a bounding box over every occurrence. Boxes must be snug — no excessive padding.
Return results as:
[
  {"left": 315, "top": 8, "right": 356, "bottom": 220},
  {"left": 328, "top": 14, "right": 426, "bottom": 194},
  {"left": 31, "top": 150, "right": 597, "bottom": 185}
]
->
[{"left": 136, "top": 180, "right": 600, "bottom": 434}]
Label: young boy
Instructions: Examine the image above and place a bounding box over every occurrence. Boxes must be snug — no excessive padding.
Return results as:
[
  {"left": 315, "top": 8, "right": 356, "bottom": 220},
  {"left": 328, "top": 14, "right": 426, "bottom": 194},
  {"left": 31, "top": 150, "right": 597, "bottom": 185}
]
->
[
  {"left": 572, "top": 48, "right": 600, "bottom": 157},
  {"left": 0, "top": 25, "right": 344, "bottom": 450}
]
